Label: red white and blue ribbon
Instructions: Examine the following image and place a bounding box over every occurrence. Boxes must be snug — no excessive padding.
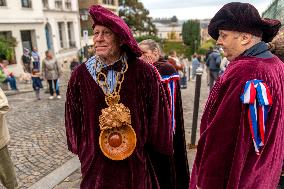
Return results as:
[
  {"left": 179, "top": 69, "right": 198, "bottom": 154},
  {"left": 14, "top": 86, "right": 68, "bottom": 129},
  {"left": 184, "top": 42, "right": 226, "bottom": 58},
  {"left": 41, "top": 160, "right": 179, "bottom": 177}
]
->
[
  {"left": 240, "top": 79, "right": 272, "bottom": 155},
  {"left": 162, "top": 74, "right": 180, "bottom": 133}
]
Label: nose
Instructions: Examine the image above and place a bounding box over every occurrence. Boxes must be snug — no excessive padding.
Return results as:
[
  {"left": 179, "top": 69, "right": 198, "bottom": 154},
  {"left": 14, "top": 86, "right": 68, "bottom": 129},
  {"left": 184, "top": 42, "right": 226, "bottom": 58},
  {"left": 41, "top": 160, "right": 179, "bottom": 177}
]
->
[
  {"left": 94, "top": 33, "right": 104, "bottom": 42},
  {"left": 216, "top": 36, "right": 222, "bottom": 45}
]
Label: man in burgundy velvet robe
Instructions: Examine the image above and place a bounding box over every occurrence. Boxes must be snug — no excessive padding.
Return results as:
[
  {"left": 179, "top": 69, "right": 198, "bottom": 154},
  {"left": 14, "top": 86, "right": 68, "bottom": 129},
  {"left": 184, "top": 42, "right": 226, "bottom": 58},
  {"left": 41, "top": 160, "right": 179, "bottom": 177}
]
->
[
  {"left": 65, "top": 5, "right": 173, "bottom": 189},
  {"left": 190, "top": 3, "right": 284, "bottom": 189}
]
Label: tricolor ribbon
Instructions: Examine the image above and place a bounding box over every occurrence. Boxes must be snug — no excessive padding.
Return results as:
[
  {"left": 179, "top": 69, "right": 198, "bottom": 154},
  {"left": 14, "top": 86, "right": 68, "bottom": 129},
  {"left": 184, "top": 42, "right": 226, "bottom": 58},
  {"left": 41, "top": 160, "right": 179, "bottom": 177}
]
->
[
  {"left": 240, "top": 79, "right": 272, "bottom": 155},
  {"left": 162, "top": 74, "right": 180, "bottom": 134}
]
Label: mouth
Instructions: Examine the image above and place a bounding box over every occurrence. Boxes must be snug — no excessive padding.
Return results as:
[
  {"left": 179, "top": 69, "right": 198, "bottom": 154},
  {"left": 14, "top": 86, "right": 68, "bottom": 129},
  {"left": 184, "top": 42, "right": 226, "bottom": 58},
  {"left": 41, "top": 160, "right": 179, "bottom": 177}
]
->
[{"left": 95, "top": 46, "right": 107, "bottom": 51}]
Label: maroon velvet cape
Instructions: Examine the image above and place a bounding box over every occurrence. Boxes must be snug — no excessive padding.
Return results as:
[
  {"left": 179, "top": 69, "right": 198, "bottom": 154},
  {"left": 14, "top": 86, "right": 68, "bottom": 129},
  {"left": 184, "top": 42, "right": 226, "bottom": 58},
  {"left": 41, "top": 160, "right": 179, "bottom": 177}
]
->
[
  {"left": 65, "top": 57, "right": 173, "bottom": 189},
  {"left": 190, "top": 56, "right": 284, "bottom": 189},
  {"left": 147, "top": 59, "right": 190, "bottom": 189}
]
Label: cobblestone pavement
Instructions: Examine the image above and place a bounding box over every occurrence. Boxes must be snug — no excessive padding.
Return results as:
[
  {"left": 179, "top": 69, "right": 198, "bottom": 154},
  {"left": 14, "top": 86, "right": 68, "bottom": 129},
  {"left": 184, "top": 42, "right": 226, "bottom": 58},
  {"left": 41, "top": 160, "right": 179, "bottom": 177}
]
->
[
  {"left": 53, "top": 70, "right": 210, "bottom": 189},
  {"left": 0, "top": 71, "right": 75, "bottom": 189}
]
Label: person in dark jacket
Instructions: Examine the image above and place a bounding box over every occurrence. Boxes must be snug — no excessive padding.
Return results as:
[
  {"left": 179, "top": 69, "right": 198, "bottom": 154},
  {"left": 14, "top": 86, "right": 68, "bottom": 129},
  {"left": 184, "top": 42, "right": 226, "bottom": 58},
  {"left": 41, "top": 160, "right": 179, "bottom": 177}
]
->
[
  {"left": 69, "top": 56, "right": 80, "bottom": 71},
  {"left": 206, "top": 47, "right": 221, "bottom": 91}
]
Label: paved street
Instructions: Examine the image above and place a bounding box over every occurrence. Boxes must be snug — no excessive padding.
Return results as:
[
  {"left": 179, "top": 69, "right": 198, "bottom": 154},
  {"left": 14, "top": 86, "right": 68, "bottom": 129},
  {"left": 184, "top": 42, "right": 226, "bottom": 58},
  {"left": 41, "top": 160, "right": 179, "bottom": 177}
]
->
[
  {"left": 0, "top": 69, "right": 209, "bottom": 189},
  {"left": 0, "top": 71, "right": 75, "bottom": 189}
]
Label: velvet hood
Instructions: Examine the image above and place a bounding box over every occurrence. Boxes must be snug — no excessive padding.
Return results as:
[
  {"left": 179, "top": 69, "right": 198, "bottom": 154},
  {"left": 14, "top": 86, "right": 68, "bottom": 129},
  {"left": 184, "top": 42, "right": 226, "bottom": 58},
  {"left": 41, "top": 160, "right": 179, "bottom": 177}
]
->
[
  {"left": 208, "top": 2, "right": 281, "bottom": 43},
  {"left": 89, "top": 5, "right": 141, "bottom": 57}
]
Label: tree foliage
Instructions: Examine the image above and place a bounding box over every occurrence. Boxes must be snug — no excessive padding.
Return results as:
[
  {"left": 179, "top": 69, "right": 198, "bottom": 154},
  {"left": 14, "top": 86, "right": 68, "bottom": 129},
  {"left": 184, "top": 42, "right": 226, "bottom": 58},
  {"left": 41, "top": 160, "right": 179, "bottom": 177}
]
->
[
  {"left": 119, "top": 0, "right": 157, "bottom": 35},
  {"left": 163, "top": 41, "right": 191, "bottom": 58},
  {"left": 0, "top": 36, "right": 17, "bottom": 61},
  {"left": 181, "top": 19, "right": 201, "bottom": 55},
  {"left": 135, "top": 35, "right": 161, "bottom": 43}
]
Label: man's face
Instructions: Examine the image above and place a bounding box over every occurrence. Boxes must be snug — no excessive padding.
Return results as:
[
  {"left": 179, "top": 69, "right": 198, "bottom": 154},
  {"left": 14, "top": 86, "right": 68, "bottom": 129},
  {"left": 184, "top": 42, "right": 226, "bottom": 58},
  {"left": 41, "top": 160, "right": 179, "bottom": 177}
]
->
[
  {"left": 216, "top": 30, "right": 244, "bottom": 61},
  {"left": 93, "top": 25, "right": 121, "bottom": 62},
  {"left": 139, "top": 44, "right": 159, "bottom": 64},
  {"left": 47, "top": 51, "right": 53, "bottom": 58}
]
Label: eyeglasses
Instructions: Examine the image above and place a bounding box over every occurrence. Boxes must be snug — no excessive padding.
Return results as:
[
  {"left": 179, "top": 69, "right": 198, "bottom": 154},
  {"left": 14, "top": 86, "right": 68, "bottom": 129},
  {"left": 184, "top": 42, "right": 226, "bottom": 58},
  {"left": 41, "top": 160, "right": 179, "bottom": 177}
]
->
[{"left": 93, "top": 30, "right": 113, "bottom": 39}]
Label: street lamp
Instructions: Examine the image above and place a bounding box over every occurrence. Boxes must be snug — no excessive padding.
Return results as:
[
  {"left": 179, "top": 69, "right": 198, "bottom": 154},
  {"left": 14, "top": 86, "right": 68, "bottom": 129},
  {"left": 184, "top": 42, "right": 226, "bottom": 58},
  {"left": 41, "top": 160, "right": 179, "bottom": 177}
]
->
[{"left": 80, "top": 9, "right": 89, "bottom": 60}]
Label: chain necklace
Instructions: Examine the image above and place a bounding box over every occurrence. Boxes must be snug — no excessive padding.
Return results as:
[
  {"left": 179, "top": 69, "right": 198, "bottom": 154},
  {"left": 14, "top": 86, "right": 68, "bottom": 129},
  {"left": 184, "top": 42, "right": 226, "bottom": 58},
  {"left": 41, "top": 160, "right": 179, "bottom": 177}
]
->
[
  {"left": 94, "top": 54, "right": 136, "bottom": 160},
  {"left": 95, "top": 55, "right": 128, "bottom": 106}
]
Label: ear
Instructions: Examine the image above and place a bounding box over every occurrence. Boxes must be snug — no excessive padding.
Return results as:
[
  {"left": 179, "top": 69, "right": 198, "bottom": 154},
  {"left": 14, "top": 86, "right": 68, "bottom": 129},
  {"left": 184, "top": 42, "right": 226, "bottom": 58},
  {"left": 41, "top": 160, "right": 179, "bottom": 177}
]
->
[
  {"left": 240, "top": 33, "right": 253, "bottom": 45},
  {"left": 153, "top": 48, "right": 160, "bottom": 56}
]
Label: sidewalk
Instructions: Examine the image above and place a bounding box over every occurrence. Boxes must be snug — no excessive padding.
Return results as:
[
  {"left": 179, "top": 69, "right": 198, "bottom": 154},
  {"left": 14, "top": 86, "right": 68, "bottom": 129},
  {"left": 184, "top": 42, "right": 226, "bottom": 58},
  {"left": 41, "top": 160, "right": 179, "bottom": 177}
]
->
[{"left": 2, "top": 70, "right": 71, "bottom": 96}]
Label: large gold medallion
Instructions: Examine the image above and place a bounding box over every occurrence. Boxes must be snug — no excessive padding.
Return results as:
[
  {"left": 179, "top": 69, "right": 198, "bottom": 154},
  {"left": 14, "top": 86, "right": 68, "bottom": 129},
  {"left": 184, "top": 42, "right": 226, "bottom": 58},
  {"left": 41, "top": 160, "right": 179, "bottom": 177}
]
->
[
  {"left": 96, "top": 56, "right": 137, "bottom": 160},
  {"left": 99, "top": 95, "right": 136, "bottom": 160}
]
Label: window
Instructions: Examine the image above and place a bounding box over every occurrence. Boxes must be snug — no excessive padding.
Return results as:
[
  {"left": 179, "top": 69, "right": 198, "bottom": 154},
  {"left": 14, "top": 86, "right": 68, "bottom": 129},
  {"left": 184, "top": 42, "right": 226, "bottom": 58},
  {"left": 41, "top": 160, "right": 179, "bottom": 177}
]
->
[
  {"left": 103, "top": 0, "right": 114, "bottom": 5},
  {"left": 42, "top": 0, "right": 48, "bottom": 9},
  {"left": 67, "top": 22, "right": 76, "bottom": 48},
  {"left": 55, "top": 0, "right": 62, "bottom": 9},
  {"left": 21, "top": 0, "right": 32, "bottom": 8},
  {"left": 58, "top": 22, "right": 66, "bottom": 48},
  {"left": 65, "top": 0, "right": 71, "bottom": 10},
  {"left": 0, "top": 0, "right": 6, "bottom": 6}
]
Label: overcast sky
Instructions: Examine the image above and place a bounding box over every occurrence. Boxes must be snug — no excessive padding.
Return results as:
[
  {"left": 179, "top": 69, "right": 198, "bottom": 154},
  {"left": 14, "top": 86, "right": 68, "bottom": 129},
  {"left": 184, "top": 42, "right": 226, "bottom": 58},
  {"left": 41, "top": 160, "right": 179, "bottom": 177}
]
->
[{"left": 139, "top": 0, "right": 273, "bottom": 20}]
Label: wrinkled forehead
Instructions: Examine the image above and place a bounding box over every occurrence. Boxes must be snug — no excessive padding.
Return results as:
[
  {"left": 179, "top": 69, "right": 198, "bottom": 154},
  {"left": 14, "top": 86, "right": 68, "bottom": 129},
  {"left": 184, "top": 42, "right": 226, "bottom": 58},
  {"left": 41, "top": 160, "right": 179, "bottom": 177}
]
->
[
  {"left": 93, "top": 24, "right": 112, "bottom": 31},
  {"left": 219, "top": 29, "right": 239, "bottom": 35}
]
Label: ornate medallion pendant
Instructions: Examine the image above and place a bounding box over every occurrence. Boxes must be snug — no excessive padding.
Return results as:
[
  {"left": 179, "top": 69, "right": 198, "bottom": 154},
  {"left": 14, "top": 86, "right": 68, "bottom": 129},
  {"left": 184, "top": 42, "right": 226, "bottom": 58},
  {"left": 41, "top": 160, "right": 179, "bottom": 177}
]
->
[{"left": 99, "top": 94, "right": 137, "bottom": 160}]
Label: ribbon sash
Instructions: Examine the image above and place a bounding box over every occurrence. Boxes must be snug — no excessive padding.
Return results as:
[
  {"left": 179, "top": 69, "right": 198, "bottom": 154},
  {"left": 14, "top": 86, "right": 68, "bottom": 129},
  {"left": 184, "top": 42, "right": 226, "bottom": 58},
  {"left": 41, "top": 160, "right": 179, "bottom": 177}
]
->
[{"left": 240, "top": 79, "right": 272, "bottom": 155}]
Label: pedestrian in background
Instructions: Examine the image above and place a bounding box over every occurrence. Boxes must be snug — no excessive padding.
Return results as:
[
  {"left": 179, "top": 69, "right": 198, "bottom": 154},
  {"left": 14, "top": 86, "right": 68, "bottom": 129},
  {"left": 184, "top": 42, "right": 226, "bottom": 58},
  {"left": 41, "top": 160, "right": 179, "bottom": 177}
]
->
[
  {"left": 69, "top": 56, "right": 80, "bottom": 71},
  {"left": 206, "top": 46, "right": 221, "bottom": 91},
  {"left": 168, "top": 50, "right": 184, "bottom": 72},
  {"left": 31, "top": 48, "right": 40, "bottom": 70},
  {"left": 21, "top": 48, "right": 31, "bottom": 73},
  {"left": 139, "top": 39, "right": 190, "bottom": 189},
  {"left": 190, "top": 2, "right": 284, "bottom": 189},
  {"left": 65, "top": 5, "right": 173, "bottom": 189},
  {"left": 0, "top": 88, "right": 18, "bottom": 189},
  {"left": 42, "top": 50, "right": 62, "bottom": 99},
  {"left": 191, "top": 53, "right": 200, "bottom": 81},
  {"left": 31, "top": 68, "right": 43, "bottom": 100},
  {"left": 0, "top": 60, "right": 18, "bottom": 91},
  {"left": 268, "top": 35, "right": 284, "bottom": 62}
]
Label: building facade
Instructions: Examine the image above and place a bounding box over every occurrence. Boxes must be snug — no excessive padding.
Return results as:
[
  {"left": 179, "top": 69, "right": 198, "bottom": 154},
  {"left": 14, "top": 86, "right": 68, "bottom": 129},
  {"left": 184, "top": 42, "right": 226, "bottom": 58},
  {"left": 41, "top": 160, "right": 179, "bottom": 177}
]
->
[
  {"left": 0, "top": 0, "right": 80, "bottom": 75},
  {"left": 153, "top": 20, "right": 183, "bottom": 41},
  {"left": 78, "top": 0, "right": 119, "bottom": 47},
  {"left": 200, "top": 19, "right": 211, "bottom": 44}
]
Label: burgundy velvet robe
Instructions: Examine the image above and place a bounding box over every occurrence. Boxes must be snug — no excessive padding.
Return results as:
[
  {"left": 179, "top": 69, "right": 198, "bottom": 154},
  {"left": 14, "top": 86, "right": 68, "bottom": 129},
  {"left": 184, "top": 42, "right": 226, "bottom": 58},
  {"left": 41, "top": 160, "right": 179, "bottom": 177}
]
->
[
  {"left": 65, "top": 57, "right": 173, "bottom": 189},
  {"left": 152, "top": 60, "right": 190, "bottom": 189},
  {"left": 190, "top": 56, "right": 284, "bottom": 189}
]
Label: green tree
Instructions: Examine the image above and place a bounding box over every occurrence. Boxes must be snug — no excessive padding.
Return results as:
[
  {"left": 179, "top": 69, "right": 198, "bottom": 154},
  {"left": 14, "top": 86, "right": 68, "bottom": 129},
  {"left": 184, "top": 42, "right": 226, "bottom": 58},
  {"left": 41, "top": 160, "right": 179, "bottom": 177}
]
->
[
  {"left": 170, "top": 15, "right": 178, "bottom": 23},
  {"left": 135, "top": 35, "right": 161, "bottom": 43},
  {"left": 119, "top": 0, "right": 157, "bottom": 35},
  {"left": 198, "top": 38, "right": 216, "bottom": 54},
  {"left": 0, "top": 36, "right": 17, "bottom": 62},
  {"left": 181, "top": 19, "right": 201, "bottom": 55}
]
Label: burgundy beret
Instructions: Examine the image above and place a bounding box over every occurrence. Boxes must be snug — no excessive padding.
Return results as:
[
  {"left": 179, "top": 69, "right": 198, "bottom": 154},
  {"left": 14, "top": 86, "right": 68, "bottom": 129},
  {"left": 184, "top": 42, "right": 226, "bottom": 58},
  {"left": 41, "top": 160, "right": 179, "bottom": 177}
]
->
[
  {"left": 208, "top": 2, "right": 281, "bottom": 43},
  {"left": 89, "top": 5, "right": 141, "bottom": 57}
]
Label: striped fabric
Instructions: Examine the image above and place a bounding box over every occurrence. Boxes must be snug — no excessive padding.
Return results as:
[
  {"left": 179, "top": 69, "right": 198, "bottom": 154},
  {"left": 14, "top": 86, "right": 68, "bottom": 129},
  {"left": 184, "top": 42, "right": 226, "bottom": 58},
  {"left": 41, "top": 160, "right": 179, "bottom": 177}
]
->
[{"left": 240, "top": 79, "right": 272, "bottom": 155}]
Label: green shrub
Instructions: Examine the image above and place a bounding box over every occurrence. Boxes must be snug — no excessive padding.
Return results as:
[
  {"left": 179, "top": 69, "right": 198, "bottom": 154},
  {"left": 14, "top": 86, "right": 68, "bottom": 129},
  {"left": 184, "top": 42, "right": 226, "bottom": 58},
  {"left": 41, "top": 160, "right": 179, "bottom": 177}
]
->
[
  {"left": 0, "top": 36, "right": 17, "bottom": 61},
  {"left": 135, "top": 35, "right": 161, "bottom": 43}
]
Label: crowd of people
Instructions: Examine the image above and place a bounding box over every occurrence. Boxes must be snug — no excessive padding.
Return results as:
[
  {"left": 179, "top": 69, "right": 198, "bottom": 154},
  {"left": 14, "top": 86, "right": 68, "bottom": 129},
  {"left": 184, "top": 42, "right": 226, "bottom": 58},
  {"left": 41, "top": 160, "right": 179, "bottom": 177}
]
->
[{"left": 1, "top": 1, "right": 284, "bottom": 189}]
